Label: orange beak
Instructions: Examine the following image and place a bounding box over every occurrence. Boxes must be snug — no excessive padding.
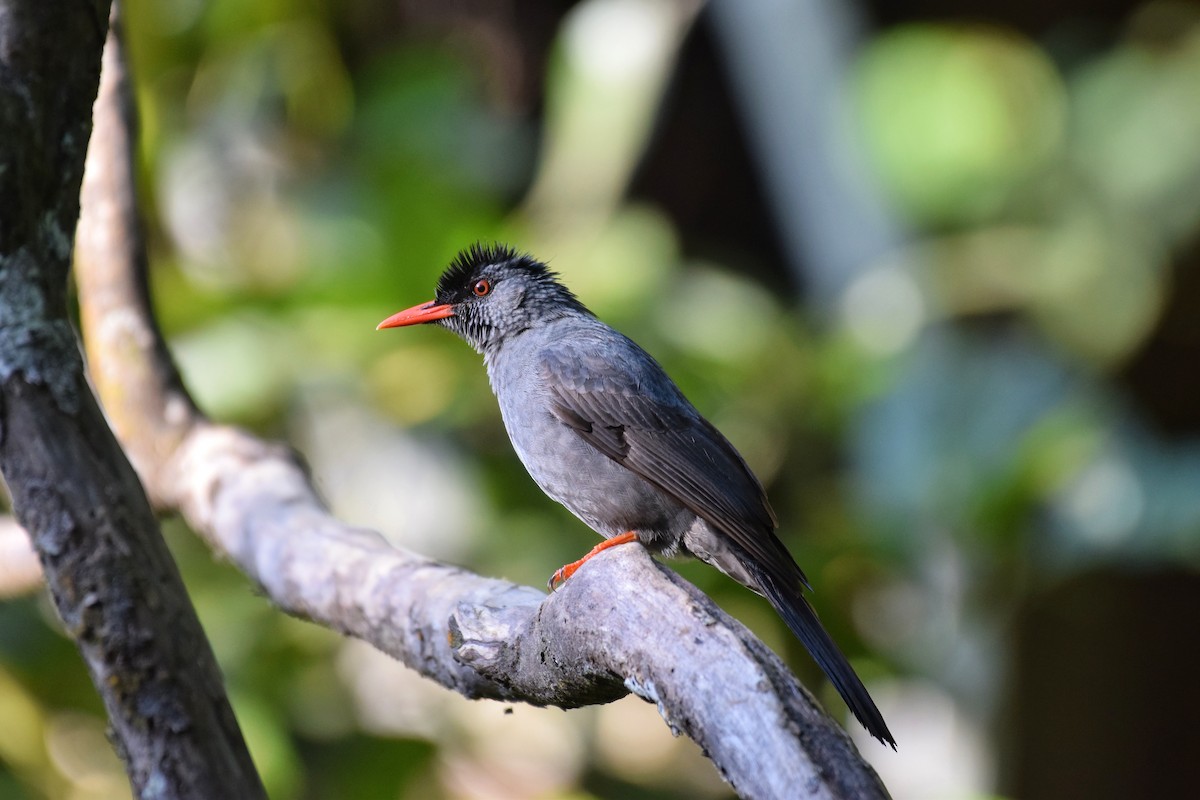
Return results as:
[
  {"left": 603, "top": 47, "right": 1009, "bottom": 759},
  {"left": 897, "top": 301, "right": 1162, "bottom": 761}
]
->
[{"left": 376, "top": 301, "right": 455, "bottom": 329}]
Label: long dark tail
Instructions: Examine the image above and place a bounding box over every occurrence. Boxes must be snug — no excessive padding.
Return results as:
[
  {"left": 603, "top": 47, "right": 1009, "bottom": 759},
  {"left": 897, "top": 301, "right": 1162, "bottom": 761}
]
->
[{"left": 747, "top": 561, "right": 895, "bottom": 748}]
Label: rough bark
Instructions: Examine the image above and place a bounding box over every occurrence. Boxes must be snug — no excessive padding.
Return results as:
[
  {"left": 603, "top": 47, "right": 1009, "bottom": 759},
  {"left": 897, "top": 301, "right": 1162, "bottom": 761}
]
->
[
  {"left": 0, "top": 3, "right": 265, "bottom": 798},
  {"left": 69, "top": 3, "right": 892, "bottom": 798}
]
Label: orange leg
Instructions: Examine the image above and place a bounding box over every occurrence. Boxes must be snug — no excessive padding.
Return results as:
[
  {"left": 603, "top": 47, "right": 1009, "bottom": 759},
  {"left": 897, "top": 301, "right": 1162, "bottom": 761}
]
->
[{"left": 548, "top": 531, "right": 638, "bottom": 590}]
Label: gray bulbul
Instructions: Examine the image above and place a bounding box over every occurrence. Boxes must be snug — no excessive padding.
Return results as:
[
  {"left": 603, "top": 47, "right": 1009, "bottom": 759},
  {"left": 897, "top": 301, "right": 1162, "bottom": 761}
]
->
[{"left": 378, "top": 243, "right": 894, "bottom": 746}]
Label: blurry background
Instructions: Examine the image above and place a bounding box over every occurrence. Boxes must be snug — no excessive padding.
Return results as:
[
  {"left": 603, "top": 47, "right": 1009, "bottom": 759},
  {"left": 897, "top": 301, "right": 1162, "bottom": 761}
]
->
[{"left": 2, "top": 0, "right": 1200, "bottom": 797}]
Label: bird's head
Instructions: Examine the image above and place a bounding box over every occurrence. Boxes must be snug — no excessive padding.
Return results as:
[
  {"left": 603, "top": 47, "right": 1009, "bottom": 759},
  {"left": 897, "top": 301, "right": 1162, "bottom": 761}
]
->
[{"left": 377, "top": 243, "right": 589, "bottom": 353}]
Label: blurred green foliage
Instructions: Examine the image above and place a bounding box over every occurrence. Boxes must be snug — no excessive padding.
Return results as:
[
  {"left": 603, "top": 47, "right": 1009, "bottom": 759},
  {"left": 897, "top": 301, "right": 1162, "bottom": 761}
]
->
[{"left": 2, "top": 0, "right": 1200, "bottom": 798}]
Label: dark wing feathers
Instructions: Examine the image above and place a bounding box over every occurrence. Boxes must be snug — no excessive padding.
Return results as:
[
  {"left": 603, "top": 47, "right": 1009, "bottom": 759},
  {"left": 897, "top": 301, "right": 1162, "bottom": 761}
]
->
[
  {"left": 540, "top": 333, "right": 896, "bottom": 748},
  {"left": 541, "top": 338, "right": 807, "bottom": 591}
]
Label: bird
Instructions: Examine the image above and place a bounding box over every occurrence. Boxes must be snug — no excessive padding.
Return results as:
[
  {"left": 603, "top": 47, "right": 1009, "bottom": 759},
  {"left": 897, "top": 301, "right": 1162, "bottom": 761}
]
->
[{"left": 377, "top": 243, "right": 894, "bottom": 747}]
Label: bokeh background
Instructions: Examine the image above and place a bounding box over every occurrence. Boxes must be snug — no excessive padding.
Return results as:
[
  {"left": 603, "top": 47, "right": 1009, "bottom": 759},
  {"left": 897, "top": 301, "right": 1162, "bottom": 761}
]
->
[{"left": 3, "top": 0, "right": 1200, "bottom": 797}]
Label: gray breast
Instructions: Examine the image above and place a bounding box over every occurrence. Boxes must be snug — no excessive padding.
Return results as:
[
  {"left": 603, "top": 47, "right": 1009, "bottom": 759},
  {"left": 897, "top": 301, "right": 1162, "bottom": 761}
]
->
[{"left": 484, "top": 322, "right": 692, "bottom": 542}]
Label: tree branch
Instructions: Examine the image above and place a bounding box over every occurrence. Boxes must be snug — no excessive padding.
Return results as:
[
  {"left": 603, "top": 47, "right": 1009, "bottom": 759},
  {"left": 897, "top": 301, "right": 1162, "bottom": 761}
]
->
[
  {"left": 0, "top": 3, "right": 265, "bottom": 797},
  {"left": 70, "top": 6, "right": 890, "bottom": 798}
]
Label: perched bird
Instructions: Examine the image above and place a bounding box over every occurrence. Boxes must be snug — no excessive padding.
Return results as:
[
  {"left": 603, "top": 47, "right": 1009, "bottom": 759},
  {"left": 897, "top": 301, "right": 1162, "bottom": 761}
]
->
[{"left": 378, "top": 243, "right": 894, "bottom": 746}]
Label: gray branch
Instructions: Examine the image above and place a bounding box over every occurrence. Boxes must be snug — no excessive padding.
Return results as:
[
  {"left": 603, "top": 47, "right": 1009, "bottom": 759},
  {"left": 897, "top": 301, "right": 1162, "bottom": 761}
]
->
[
  {"left": 70, "top": 4, "right": 891, "bottom": 798},
  {"left": 160, "top": 424, "right": 889, "bottom": 799}
]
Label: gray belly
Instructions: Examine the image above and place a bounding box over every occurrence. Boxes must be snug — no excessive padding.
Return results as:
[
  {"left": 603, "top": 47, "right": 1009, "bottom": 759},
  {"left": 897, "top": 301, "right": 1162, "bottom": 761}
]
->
[{"left": 504, "top": 404, "right": 692, "bottom": 547}]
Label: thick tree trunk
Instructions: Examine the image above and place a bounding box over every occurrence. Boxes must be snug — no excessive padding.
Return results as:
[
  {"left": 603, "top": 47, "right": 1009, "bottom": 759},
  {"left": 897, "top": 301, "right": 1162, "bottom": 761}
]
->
[{"left": 0, "top": 3, "right": 265, "bottom": 797}]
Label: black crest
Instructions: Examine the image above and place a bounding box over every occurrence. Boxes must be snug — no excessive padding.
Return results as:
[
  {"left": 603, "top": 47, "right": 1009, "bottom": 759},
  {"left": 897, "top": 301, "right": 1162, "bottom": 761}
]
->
[
  {"left": 435, "top": 242, "right": 587, "bottom": 314},
  {"left": 437, "top": 242, "right": 522, "bottom": 297}
]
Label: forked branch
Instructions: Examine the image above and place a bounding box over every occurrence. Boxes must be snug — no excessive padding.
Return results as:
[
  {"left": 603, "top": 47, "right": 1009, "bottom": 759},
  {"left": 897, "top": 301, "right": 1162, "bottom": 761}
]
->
[{"left": 71, "top": 9, "right": 889, "bottom": 798}]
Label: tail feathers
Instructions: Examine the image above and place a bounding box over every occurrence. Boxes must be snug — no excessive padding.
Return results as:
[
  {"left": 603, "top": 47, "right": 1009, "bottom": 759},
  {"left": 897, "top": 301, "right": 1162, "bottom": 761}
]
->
[{"left": 751, "top": 564, "right": 895, "bottom": 748}]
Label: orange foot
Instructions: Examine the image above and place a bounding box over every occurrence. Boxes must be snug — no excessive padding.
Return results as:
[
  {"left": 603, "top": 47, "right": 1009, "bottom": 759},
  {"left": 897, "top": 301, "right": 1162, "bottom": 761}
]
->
[{"left": 548, "top": 531, "right": 638, "bottom": 591}]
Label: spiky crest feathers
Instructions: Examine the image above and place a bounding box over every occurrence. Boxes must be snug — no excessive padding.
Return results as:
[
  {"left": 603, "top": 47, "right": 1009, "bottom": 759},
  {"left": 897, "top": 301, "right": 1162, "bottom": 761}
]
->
[{"left": 434, "top": 243, "right": 587, "bottom": 315}]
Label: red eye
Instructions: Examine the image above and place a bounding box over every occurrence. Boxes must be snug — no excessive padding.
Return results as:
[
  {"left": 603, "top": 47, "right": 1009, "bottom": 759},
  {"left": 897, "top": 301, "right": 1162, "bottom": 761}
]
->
[{"left": 473, "top": 279, "right": 491, "bottom": 297}]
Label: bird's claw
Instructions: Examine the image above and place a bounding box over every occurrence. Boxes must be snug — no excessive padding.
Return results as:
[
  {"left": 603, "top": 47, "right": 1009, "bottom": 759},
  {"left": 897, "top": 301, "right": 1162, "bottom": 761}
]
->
[
  {"left": 548, "top": 532, "right": 638, "bottom": 592},
  {"left": 547, "top": 564, "right": 573, "bottom": 591}
]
